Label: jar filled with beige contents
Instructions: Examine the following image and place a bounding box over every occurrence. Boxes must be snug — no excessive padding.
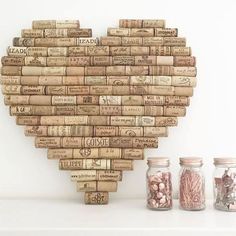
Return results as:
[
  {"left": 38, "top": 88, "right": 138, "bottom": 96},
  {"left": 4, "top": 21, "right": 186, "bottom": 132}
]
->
[
  {"left": 146, "top": 158, "right": 172, "bottom": 210},
  {"left": 213, "top": 158, "right": 236, "bottom": 211},
  {"left": 179, "top": 157, "right": 205, "bottom": 211}
]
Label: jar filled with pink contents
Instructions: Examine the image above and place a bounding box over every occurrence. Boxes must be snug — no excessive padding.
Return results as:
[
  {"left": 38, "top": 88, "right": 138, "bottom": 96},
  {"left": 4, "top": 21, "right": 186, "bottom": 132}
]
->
[
  {"left": 146, "top": 158, "right": 172, "bottom": 210},
  {"left": 179, "top": 157, "right": 205, "bottom": 211}
]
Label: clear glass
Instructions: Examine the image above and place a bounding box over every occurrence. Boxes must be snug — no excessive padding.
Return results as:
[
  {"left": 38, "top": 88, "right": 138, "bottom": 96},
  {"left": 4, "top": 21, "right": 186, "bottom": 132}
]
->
[
  {"left": 179, "top": 165, "right": 205, "bottom": 211},
  {"left": 213, "top": 164, "right": 236, "bottom": 211},
  {"left": 146, "top": 165, "right": 172, "bottom": 210}
]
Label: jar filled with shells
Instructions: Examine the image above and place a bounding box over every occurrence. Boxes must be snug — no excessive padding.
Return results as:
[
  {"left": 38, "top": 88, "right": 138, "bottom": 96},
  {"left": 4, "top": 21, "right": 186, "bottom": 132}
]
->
[
  {"left": 179, "top": 157, "right": 205, "bottom": 211},
  {"left": 213, "top": 158, "right": 236, "bottom": 211},
  {"left": 146, "top": 158, "right": 172, "bottom": 210}
]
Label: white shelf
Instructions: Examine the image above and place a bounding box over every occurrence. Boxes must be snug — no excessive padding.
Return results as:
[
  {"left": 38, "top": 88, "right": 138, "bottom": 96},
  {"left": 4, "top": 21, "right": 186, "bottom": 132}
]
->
[{"left": 0, "top": 198, "right": 235, "bottom": 236}]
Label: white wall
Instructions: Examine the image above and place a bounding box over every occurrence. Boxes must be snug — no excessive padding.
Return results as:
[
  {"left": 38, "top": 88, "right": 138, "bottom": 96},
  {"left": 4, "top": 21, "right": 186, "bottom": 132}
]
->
[{"left": 0, "top": 0, "right": 236, "bottom": 201}]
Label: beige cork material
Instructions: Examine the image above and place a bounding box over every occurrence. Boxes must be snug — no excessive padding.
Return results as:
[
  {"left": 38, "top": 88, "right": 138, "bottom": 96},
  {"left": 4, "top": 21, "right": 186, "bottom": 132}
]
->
[{"left": 0, "top": 19, "right": 197, "bottom": 204}]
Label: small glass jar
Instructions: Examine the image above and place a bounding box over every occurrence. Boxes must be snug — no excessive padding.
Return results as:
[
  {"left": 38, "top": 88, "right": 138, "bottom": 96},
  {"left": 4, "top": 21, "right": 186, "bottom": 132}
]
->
[
  {"left": 179, "top": 157, "right": 205, "bottom": 211},
  {"left": 146, "top": 157, "right": 172, "bottom": 210},
  {"left": 213, "top": 158, "right": 236, "bottom": 211}
]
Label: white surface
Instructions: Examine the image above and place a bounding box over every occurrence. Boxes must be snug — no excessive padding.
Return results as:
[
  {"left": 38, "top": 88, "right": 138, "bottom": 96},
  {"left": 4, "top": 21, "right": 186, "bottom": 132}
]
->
[
  {"left": 0, "top": 199, "right": 235, "bottom": 236},
  {"left": 1, "top": 0, "right": 236, "bottom": 200}
]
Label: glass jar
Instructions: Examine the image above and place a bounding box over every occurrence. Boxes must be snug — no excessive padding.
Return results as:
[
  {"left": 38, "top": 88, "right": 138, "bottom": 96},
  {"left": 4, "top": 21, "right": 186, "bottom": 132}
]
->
[
  {"left": 179, "top": 157, "right": 205, "bottom": 211},
  {"left": 146, "top": 157, "right": 172, "bottom": 210},
  {"left": 213, "top": 158, "right": 236, "bottom": 211}
]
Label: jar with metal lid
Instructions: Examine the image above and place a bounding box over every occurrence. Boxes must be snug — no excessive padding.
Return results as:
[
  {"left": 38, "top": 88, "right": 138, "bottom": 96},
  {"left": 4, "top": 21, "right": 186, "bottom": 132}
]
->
[
  {"left": 213, "top": 158, "right": 236, "bottom": 211},
  {"left": 146, "top": 157, "right": 172, "bottom": 210},
  {"left": 179, "top": 157, "right": 205, "bottom": 211}
]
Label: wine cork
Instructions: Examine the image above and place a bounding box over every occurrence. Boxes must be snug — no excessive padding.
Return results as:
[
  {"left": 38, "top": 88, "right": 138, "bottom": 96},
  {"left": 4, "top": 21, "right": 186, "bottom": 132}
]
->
[
  {"left": 132, "top": 85, "right": 175, "bottom": 95},
  {"left": 122, "top": 37, "right": 143, "bottom": 46},
  {"left": 1, "top": 66, "right": 22, "bottom": 76},
  {"left": 100, "top": 106, "right": 121, "bottom": 115},
  {"left": 119, "top": 19, "right": 143, "bottom": 28},
  {"left": 106, "top": 66, "right": 125, "bottom": 76},
  {"left": 149, "top": 46, "right": 171, "bottom": 56},
  {"left": 174, "top": 56, "right": 196, "bottom": 67},
  {"left": 126, "top": 66, "right": 149, "bottom": 75},
  {"left": 135, "top": 56, "right": 156, "bottom": 65},
  {"left": 155, "top": 28, "right": 178, "bottom": 37},
  {"left": 52, "top": 96, "right": 76, "bottom": 105},
  {"left": 110, "top": 116, "right": 135, "bottom": 126},
  {"left": 85, "top": 76, "right": 106, "bottom": 85},
  {"left": 4, "top": 95, "right": 29, "bottom": 105},
  {"left": 10, "top": 105, "right": 54, "bottom": 116},
  {"left": 22, "top": 66, "right": 66, "bottom": 76},
  {"left": 59, "top": 159, "right": 84, "bottom": 170},
  {"left": 84, "top": 191, "right": 109, "bottom": 204},
  {"left": 24, "top": 57, "right": 47, "bottom": 67},
  {"left": 77, "top": 181, "right": 97, "bottom": 192},
  {"left": 77, "top": 95, "right": 99, "bottom": 105},
  {"left": 107, "top": 76, "right": 130, "bottom": 85},
  {"left": 143, "top": 20, "right": 165, "bottom": 28},
  {"left": 171, "top": 67, "right": 197, "bottom": 76},
  {"left": 48, "top": 47, "right": 68, "bottom": 56},
  {"left": 135, "top": 116, "right": 155, "bottom": 126},
  {"left": 83, "top": 159, "right": 111, "bottom": 170},
  {"left": 45, "top": 28, "right": 92, "bottom": 38},
  {"left": 143, "top": 95, "right": 165, "bottom": 105},
  {"left": 99, "top": 96, "right": 121, "bottom": 105},
  {"left": 68, "top": 47, "right": 86, "bottom": 56},
  {"left": 97, "top": 181, "right": 117, "bottom": 192},
  {"left": 130, "top": 46, "right": 149, "bottom": 55},
  {"left": 163, "top": 106, "right": 186, "bottom": 116},
  {"left": 66, "top": 67, "right": 85, "bottom": 76},
  {"left": 171, "top": 47, "right": 191, "bottom": 56},
  {"left": 13, "top": 38, "right": 35, "bottom": 47},
  {"left": 130, "top": 28, "right": 154, "bottom": 37},
  {"left": 77, "top": 38, "right": 98, "bottom": 46},
  {"left": 0, "top": 76, "right": 21, "bottom": 85},
  {"left": 174, "top": 87, "right": 193, "bottom": 96},
  {"left": 27, "top": 47, "right": 48, "bottom": 57},
  {"left": 25, "top": 126, "right": 48, "bottom": 136},
  {"left": 71, "top": 170, "right": 97, "bottom": 181},
  {"left": 76, "top": 105, "right": 99, "bottom": 115},
  {"left": 100, "top": 37, "right": 121, "bottom": 46},
  {"left": 156, "top": 56, "right": 174, "bottom": 65},
  {"left": 2, "top": 85, "right": 21, "bottom": 95},
  {"left": 129, "top": 76, "right": 151, "bottom": 85},
  {"left": 111, "top": 159, "right": 133, "bottom": 170},
  {"left": 118, "top": 126, "right": 143, "bottom": 136},
  {"left": 93, "top": 126, "right": 118, "bottom": 136},
  {"left": 16, "top": 116, "right": 41, "bottom": 125},
  {"left": 172, "top": 76, "right": 197, "bottom": 87},
  {"left": 97, "top": 170, "right": 122, "bottom": 181},
  {"left": 48, "top": 126, "right": 93, "bottom": 136},
  {"left": 107, "top": 28, "right": 130, "bottom": 36},
  {"left": 35, "top": 38, "right": 77, "bottom": 47},
  {"left": 32, "top": 20, "right": 80, "bottom": 29},
  {"left": 155, "top": 117, "right": 178, "bottom": 127},
  {"left": 109, "top": 46, "right": 131, "bottom": 56},
  {"left": 35, "top": 137, "right": 61, "bottom": 148},
  {"left": 144, "top": 127, "right": 168, "bottom": 137},
  {"left": 121, "top": 106, "right": 144, "bottom": 116},
  {"left": 142, "top": 37, "right": 163, "bottom": 46},
  {"left": 112, "top": 56, "right": 135, "bottom": 65},
  {"left": 29, "top": 95, "right": 51, "bottom": 105},
  {"left": 48, "top": 149, "right": 73, "bottom": 159},
  {"left": 122, "top": 148, "right": 144, "bottom": 160},
  {"left": 84, "top": 66, "right": 105, "bottom": 76},
  {"left": 1, "top": 56, "right": 25, "bottom": 66},
  {"left": 7, "top": 46, "right": 27, "bottom": 56},
  {"left": 149, "top": 66, "right": 172, "bottom": 76},
  {"left": 163, "top": 37, "right": 186, "bottom": 46},
  {"left": 87, "top": 46, "right": 110, "bottom": 56},
  {"left": 121, "top": 95, "right": 143, "bottom": 105},
  {"left": 165, "top": 96, "right": 190, "bottom": 106},
  {"left": 21, "top": 29, "right": 44, "bottom": 38}
]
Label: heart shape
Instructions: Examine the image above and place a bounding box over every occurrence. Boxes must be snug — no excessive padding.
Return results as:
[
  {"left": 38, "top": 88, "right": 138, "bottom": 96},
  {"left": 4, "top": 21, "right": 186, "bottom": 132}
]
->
[{"left": 0, "top": 19, "right": 196, "bottom": 204}]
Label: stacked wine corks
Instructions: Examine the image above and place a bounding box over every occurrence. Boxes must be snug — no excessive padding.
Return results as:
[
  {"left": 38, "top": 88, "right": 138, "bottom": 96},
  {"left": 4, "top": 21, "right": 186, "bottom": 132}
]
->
[{"left": 0, "top": 19, "right": 197, "bottom": 204}]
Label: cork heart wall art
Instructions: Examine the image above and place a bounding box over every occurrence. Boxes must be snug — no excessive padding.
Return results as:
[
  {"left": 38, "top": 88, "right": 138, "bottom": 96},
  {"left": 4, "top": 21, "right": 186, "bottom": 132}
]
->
[{"left": 0, "top": 19, "right": 197, "bottom": 204}]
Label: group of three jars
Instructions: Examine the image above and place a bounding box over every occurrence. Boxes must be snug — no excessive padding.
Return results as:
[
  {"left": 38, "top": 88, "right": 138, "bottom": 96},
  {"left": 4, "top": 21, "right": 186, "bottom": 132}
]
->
[{"left": 146, "top": 157, "right": 236, "bottom": 211}]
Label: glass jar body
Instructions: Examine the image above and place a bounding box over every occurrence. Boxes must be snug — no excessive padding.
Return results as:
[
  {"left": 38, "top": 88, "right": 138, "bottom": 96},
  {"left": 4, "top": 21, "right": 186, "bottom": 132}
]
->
[
  {"left": 146, "top": 165, "right": 172, "bottom": 210},
  {"left": 179, "top": 165, "right": 205, "bottom": 211},
  {"left": 213, "top": 165, "right": 236, "bottom": 211}
]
